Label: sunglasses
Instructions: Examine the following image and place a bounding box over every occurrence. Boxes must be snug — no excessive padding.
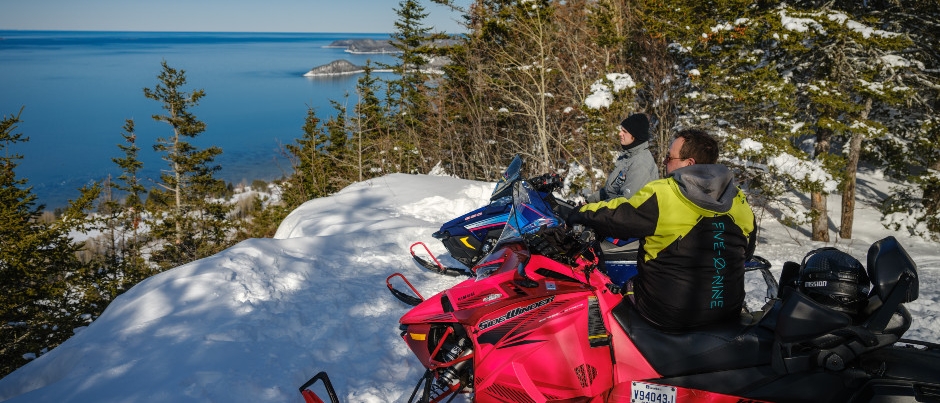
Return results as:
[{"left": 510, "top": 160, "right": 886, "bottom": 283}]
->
[{"left": 663, "top": 155, "right": 687, "bottom": 164}]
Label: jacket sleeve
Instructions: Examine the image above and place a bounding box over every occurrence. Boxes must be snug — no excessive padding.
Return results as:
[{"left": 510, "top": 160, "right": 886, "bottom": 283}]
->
[{"left": 567, "top": 182, "right": 660, "bottom": 241}]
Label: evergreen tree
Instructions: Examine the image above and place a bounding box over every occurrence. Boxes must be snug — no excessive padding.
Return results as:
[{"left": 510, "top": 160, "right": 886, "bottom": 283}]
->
[
  {"left": 234, "top": 194, "right": 286, "bottom": 239},
  {"left": 283, "top": 107, "right": 332, "bottom": 207},
  {"left": 388, "top": 0, "right": 435, "bottom": 118},
  {"left": 143, "top": 61, "right": 232, "bottom": 268},
  {"left": 0, "top": 110, "right": 101, "bottom": 377},
  {"left": 326, "top": 98, "right": 359, "bottom": 184},
  {"left": 637, "top": 0, "right": 926, "bottom": 241},
  {"left": 353, "top": 62, "right": 392, "bottom": 179},
  {"left": 384, "top": 0, "right": 443, "bottom": 174},
  {"left": 104, "top": 119, "right": 152, "bottom": 289},
  {"left": 873, "top": 0, "right": 940, "bottom": 241}
]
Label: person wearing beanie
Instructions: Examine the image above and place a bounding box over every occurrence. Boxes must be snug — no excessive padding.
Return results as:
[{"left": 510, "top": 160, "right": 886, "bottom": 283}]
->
[
  {"left": 587, "top": 113, "right": 659, "bottom": 202},
  {"left": 568, "top": 129, "right": 756, "bottom": 331}
]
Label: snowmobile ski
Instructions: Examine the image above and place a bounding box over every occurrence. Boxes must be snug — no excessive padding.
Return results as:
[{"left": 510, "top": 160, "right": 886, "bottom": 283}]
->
[{"left": 409, "top": 242, "right": 471, "bottom": 277}]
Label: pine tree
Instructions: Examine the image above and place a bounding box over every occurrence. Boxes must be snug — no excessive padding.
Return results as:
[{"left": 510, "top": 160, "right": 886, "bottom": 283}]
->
[
  {"left": 353, "top": 62, "right": 392, "bottom": 179},
  {"left": 143, "top": 61, "right": 232, "bottom": 268},
  {"left": 384, "top": 0, "right": 443, "bottom": 174},
  {"left": 388, "top": 0, "right": 434, "bottom": 118},
  {"left": 873, "top": 0, "right": 940, "bottom": 241},
  {"left": 326, "top": 99, "right": 359, "bottom": 184},
  {"left": 105, "top": 119, "right": 152, "bottom": 288},
  {"left": 0, "top": 110, "right": 101, "bottom": 377},
  {"left": 283, "top": 107, "right": 332, "bottom": 207},
  {"left": 636, "top": 0, "right": 928, "bottom": 241}
]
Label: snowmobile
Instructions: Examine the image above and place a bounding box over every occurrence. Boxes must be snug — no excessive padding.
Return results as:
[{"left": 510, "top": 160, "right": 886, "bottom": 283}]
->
[
  {"left": 300, "top": 177, "right": 940, "bottom": 403},
  {"left": 411, "top": 155, "right": 639, "bottom": 287}
]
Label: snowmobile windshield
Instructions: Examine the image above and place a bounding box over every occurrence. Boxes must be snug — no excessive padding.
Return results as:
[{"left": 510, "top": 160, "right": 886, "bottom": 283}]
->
[
  {"left": 490, "top": 154, "right": 522, "bottom": 202},
  {"left": 475, "top": 180, "right": 561, "bottom": 280},
  {"left": 498, "top": 181, "right": 562, "bottom": 243}
]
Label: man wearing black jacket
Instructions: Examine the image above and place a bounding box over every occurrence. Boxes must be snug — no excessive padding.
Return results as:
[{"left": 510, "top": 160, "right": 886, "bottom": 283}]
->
[{"left": 568, "top": 129, "right": 757, "bottom": 331}]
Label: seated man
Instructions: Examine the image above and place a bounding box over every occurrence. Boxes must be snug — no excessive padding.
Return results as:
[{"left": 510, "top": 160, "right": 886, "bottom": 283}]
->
[{"left": 568, "top": 129, "right": 757, "bottom": 331}]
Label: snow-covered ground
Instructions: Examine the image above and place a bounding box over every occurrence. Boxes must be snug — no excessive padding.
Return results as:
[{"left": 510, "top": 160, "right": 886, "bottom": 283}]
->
[{"left": 0, "top": 170, "right": 937, "bottom": 403}]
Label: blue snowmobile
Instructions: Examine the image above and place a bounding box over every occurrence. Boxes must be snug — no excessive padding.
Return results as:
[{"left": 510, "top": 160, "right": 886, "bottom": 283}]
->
[{"left": 410, "top": 155, "right": 639, "bottom": 287}]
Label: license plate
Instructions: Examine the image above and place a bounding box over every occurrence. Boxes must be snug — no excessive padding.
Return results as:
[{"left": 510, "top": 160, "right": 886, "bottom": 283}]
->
[{"left": 631, "top": 381, "right": 677, "bottom": 403}]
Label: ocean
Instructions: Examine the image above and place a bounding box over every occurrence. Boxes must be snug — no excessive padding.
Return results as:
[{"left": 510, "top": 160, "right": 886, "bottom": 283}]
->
[{"left": 0, "top": 31, "right": 397, "bottom": 208}]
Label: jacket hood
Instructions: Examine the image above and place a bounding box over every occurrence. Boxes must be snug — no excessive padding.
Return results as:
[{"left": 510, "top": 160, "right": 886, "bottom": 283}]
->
[{"left": 670, "top": 164, "right": 738, "bottom": 212}]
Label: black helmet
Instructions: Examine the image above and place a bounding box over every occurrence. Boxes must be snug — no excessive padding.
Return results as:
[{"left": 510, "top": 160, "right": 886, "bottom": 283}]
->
[{"left": 798, "top": 247, "right": 871, "bottom": 317}]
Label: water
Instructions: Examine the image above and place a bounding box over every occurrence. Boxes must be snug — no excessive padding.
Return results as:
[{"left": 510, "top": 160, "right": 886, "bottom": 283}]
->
[{"left": 0, "top": 31, "right": 397, "bottom": 208}]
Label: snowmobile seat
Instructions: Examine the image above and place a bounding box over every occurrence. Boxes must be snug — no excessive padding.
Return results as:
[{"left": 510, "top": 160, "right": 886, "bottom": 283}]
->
[{"left": 611, "top": 299, "right": 776, "bottom": 377}]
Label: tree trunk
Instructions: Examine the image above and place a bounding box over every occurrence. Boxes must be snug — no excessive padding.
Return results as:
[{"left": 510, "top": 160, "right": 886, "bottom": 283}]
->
[
  {"left": 811, "top": 191, "right": 830, "bottom": 242},
  {"left": 839, "top": 132, "right": 862, "bottom": 239},
  {"left": 839, "top": 98, "right": 872, "bottom": 239},
  {"left": 173, "top": 130, "right": 182, "bottom": 246},
  {"left": 811, "top": 127, "right": 832, "bottom": 242}
]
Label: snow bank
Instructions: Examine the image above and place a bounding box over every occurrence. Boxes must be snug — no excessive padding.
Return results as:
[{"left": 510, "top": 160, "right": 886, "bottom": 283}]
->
[{"left": 0, "top": 172, "right": 937, "bottom": 403}]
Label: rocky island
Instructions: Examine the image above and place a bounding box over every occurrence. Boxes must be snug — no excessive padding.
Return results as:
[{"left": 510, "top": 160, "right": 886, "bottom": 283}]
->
[
  {"left": 323, "top": 38, "right": 399, "bottom": 54},
  {"left": 303, "top": 60, "right": 367, "bottom": 77},
  {"left": 304, "top": 38, "right": 457, "bottom": 78}
]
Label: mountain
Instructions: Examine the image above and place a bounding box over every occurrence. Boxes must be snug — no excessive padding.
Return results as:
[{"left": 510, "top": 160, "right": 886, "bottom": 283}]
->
[{"left": 0, "top": 171, "right": 937, "bottom": 403}]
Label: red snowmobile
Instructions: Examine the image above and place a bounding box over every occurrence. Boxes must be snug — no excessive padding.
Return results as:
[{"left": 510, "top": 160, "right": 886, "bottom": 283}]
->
[{"left": 301, "top": 180, "right": 940, "bottom": 403}]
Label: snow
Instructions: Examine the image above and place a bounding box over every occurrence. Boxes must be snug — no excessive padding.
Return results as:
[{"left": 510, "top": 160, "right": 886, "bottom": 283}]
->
[
  {"left": 767, "top": 152, "right": 840, "bottom": 193},
  {"left": 584, "top": 73, "right": 635, "bottom": 110},
  {"left": 739, "top": 138, "right": 763, "bottom": 152},
  {"left": 1, "top": 170, "right": 939, "bottom": 403},
  {"left": 779, "top": 10, "right": 825, "bottom": 34}
]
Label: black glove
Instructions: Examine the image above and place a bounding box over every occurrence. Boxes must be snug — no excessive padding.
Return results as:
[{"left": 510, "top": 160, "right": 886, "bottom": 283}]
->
[
  {"left": 525, "top": 225, "right": 574, "bottom": 262},
  {"left": 528, "top": 173, "right": 562, "bottom": 192}
]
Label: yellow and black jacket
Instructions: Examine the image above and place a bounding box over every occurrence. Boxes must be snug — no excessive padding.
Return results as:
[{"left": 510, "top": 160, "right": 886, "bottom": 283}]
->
[{"left": 569, "top": 164, "right": 756, "bottom": 331}]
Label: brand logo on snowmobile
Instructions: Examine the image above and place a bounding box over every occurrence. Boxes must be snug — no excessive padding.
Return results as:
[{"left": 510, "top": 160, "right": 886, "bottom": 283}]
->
[
  {"left": 478, "top": 296, "right": 554, "bottom": 330},
  {"left": 457, "top": 291, "right": 476, "bottom": 301},
  {"left": 483, "top": 293, "right": 502, "bottom": 302},
  {"left": 464, "top": 211, "right": 483, "bottom": 221},
  {"left": 805, "top": 280, "right": 827, "bottom": 288}
]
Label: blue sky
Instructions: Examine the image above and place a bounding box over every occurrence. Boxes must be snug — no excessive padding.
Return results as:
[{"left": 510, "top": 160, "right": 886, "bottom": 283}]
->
[{"left": 0, "top": 0, "right": 469, "bottom": 33}]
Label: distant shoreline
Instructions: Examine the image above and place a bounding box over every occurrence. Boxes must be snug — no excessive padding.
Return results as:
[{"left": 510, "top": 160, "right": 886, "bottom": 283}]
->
[
  {"left": 305, "top": 38, "right": 454, "bottom": 77},
  {"left": 2, "top": 31, "right": 400, "bottom": 210}
]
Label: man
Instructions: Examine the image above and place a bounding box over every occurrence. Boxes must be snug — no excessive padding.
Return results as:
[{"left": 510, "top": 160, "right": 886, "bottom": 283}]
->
[
  {"left": 587, "top": 113, "right": 658, "bottom": 202},
  {"left": 568, "top": 129, "right": 757, "bottom": 331}
]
